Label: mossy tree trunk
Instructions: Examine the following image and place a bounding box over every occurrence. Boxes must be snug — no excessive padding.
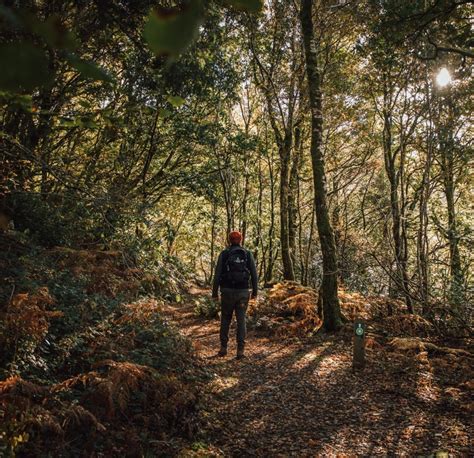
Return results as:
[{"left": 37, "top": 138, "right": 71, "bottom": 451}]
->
[{"left": 300, "top": 0, "right": 342, "bottom": 331}]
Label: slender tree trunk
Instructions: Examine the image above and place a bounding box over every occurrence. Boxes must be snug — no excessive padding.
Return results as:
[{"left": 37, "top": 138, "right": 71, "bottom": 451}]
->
[
  {"left": 445, "top": 176, "right": 463, "bottom": 300},
  {"left": 249, "top": 8, "right": 301, "bottom": 283},
  {"left": 300, "top": 0, "right": 342, "bottom": 331},
  {"left": 210, "top": 200, "right": 218, "bottom": 284},
  {"left": 265, "top": 149, "right": 277, "bottom": 284},
  {"left": 439, "top": 99, "right": 464, "bottom": 303},
  {"left": 303, "top": 202, "right": 315, "bottom": 286},
  {"left": 417, "top": 157, "right": 431, "bottom": 312},
  {"left": 382, "top": 92, "right": 413, "bottom": 313},
  {"left": 297, "top": 161, "right": 306, "bottom": 284},
  {"left": 241, "top": 170, "right": 250, "bottom": 244},
  {"left": 331, "top": 185, "right": 342, "bottom": 283},
  {"left": 418, "top": 77, "right": 434, "bottom": 313},
  {"left": 219, "top": 165, "right": 234, "bottom": 234},
  {"left": 289, "top": 126, "right": 302, "bottom": 276},
  {"left": 255, "top": 153, "right": 264, "bottom": 274},
  {"left": 279, "top": 134, "right": 296, "bottom": 281}
]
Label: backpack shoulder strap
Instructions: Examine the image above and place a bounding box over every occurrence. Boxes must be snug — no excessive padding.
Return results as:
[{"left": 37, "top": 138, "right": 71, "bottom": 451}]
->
[
  {"left": 229, "top": 246, "right": 247, "bottom": 258},
  {"left": 221, "top": 248, "right": 231, "bottom": 263}
]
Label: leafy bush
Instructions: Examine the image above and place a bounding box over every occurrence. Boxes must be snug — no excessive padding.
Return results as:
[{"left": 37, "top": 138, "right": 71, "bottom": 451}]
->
[
  {"left": 10, "top": 192, "right": 75, "bottom": 247},
  {"left": 193, "top": 296, "right": 220, "bottom": 319}
]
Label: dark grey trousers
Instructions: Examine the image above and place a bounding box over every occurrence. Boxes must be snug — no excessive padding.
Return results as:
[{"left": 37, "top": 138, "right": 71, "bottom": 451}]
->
[{"left": 220, "top": 288, "right": 250, "bottom": 349}]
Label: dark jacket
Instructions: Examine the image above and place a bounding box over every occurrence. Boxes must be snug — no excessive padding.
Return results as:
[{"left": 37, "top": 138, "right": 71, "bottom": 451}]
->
[{"left": 212, "top": 244, "right": 258, "bottom": 298}]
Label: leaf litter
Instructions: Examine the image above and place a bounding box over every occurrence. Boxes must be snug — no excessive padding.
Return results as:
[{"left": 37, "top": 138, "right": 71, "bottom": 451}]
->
[{"left": 164, "top": 283, "right": 473, "bottom": 457}]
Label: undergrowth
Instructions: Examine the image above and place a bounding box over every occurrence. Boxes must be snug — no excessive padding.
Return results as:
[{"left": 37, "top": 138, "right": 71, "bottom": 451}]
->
[
  {"left": 193, "top": 296, "right": 220, "bottom": 319},
  {"left": 0, "top": 232, "right": 207, "bottom": 457}
]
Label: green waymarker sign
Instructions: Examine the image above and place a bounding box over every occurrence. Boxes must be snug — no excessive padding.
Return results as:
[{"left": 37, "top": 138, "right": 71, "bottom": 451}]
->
[
  {"left": 355, "top": 323, "right": 364, "bottom": 336},
  {"left": 353, "top": 319, "right": 366, "bottom": 371}
]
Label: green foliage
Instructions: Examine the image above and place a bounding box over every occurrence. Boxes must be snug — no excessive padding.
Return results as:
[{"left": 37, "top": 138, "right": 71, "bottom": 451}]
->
[
  {"left": 194, "top": 295, "right": 220, "bottom": 319},
  {"left": 10, "top": 193, "right": 71, "bottom": 247},
  {"left": 0, "top": 230, "right": 196, "bottom": 377},
  {"left": 0, "top": 0, "right": 472, "bottom": 453},
  {"left": 226, "top": 0, "right": 263, "bottom": 13},
  {"left": 0, "top": 42, "right": 51, "bottom": 92},
  {"left": 159, "top": 107, "right": 173, "bottom": 118},
  {"left": 0, "top": 92, "right": 33, "bottom": 112},
  {"left": 143, "top": 0, "right": 262, "bottom": 60},
  {"left": 0, "top": 5, "right": 113, "bottom": 94},
  {"left": 144, "top": 1, "right": 204, "bottom": 58},
  {"left": 66, "top": 54, "right": 114, "bottom": 83},
  {"left": 7, "top": 191, "right": 111, "bottom": 248},
  {"left": 28, "top": 14, "right": 78, "bottom": 50},
  {"left": 0, "top": 0, "right": 471, "bottom": 344},
  {"left": 167, "top": 94, "right": 186, "bottom": 107}
]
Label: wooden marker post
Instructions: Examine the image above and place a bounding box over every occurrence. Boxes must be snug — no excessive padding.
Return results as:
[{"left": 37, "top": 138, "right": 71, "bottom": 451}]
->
[{"left": 353, "top": 319, "right": 366, "bottom": 371}]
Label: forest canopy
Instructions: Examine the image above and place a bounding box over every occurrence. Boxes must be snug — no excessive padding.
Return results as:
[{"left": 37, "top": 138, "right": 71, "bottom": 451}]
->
[{"left": 2, "top": 0, "right": 471, "bottom": 319}]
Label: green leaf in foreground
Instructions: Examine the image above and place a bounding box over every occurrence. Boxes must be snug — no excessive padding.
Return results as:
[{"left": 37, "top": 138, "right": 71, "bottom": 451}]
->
[
  {"left": 0, "top": 42, "right": 51, "bottom": 92},
  {"left": 144, "top": 0, "right": 204, "bottom": 57},
  {"left": 66, "top": 54, "right": 113, "bottom": 83},
  {"left": 167, "top": 95, "right": 186, "bottom": 107},
  {"left": 0, "top": 92, "right": 33, "bottom": 110},
  {"left": 226, "top": 0, "right": 263, "bottom": 13},
  {"left": 31, "top": 15, "right": 78, "bottom": 51},
  {"left": 159, "top": 108, "right": 173, "bottom": 119}
]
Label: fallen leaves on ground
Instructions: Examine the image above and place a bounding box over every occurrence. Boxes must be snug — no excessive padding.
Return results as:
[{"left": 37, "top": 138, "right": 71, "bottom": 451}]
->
[{"left": 164, "top": 286, "right": 473, "bottom": 457}]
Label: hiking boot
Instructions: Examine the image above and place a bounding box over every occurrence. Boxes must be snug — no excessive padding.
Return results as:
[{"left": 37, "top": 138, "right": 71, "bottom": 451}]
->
[
  {"left": 236, "top": 347, "right": 245, "bottom": 360},
  {"left": 217, "top": 347, "right": 227, "bottom": 357}
]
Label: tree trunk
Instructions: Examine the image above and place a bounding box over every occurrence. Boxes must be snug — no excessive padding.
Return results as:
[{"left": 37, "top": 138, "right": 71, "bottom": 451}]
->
[
  {"left": 438, "top": 97, "right": 464, "bottom": 303},
  {"left": 219, "top": 164, "right": 234, "bottom": 235},
  {"left": 417, "top": 151, "right": 431, "bottom": 312},
  {"left": 210, "top": 200, "right": 218, "bottom": 284},
  {"left": 240, "top": 170, "right": 250, "bottom": 245},
  {"left": 303, "top": 202, "right": 315, "bottom": 286},
  {"left": 255, "top": 153, "right": 264, "bottom": 275},
  {"left": 265, "top": 149, "right": 277, "bottom": 284},
  {"left": 289, "top": 126, "right": 302, "bottom": 276},
  {"left": 382, "top": 87, "right": 413, "bottom": 313},
  {"left": 418, "top": 78, "right": 433, "bottom": 313},
  {"left": 279, "top": 135, "right": 296, "bottom": 281},
  {"left": 300, "top": 0, "right": 342, "bottom": 331}
]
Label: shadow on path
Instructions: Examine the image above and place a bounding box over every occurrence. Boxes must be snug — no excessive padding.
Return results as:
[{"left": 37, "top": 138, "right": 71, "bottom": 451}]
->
[{"left": 162, "top": 294, "right": 472, "bottom": 457}]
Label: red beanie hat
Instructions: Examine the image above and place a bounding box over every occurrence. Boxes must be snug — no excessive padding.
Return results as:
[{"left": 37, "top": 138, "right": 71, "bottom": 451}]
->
[{"left": 228, "top": 231, "right": 242, "bottom": 244}]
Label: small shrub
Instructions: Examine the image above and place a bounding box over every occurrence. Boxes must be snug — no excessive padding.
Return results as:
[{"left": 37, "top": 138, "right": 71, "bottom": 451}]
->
[
  {"left": 10, "top": 193, "right": 71, "bottom": 247},
  {"left": 193, "top": 296, "right": 219, "bottom": 319}
]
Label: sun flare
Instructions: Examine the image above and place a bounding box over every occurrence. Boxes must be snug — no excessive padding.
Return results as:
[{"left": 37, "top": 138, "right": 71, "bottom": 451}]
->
[{"left": 436, "top": 67, "right": 452, "bottom": 87}]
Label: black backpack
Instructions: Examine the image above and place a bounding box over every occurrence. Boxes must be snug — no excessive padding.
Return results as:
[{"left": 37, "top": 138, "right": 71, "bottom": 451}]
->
[{"left": 222, "top": 247, "right": 250, "bottom": 288}]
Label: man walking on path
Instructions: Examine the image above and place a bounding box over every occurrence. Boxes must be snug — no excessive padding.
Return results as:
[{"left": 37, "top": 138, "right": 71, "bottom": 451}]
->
[{"left": 212, "top": 231, "right": 258, "bottom": 359}]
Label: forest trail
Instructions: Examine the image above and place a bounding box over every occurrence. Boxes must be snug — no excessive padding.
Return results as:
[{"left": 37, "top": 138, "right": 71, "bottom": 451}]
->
[{"left": 162, "top": 289, "right": 471, "bottom": 457}]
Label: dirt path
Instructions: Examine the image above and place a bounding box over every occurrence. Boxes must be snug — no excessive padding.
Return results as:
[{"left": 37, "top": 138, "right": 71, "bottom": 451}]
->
[{"left": 163, "top": 290, "right": 472, "bottom": 457}]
